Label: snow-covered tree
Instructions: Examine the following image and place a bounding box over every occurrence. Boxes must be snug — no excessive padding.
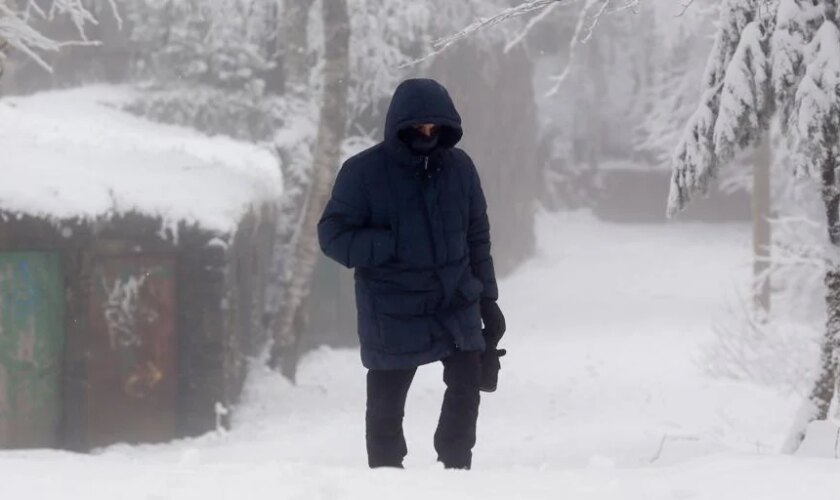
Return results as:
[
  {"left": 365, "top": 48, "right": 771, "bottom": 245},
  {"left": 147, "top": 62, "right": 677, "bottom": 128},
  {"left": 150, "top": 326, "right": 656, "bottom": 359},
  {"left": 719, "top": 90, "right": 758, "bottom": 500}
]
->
[
  {"left": 123, "top": 0, "right": 282, "bottom": 140},
  {"left": 667, "top": 0, "right": 773, "bottom": 214},
  {"left": 668, "top": 0, "right": 840, "bottom": 446},
  {"left": 666, "top": 0, "right": 776, "bottom": 316},
  {"left": 268, "top": 0, "right": 350, "bottom": 378},
  {"left": 788, "top": 1, "right": 840, "bottom": 439},
  {"left": 0, "top": 0, "right": 114, "bottom": 79}
]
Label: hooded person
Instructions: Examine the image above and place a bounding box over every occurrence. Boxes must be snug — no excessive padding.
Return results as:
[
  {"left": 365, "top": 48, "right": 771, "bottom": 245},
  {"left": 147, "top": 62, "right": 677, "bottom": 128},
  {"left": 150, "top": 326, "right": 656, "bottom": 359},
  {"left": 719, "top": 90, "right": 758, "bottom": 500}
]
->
[{"left": 318, "top": 78, "right": 506, "bottom": 469}]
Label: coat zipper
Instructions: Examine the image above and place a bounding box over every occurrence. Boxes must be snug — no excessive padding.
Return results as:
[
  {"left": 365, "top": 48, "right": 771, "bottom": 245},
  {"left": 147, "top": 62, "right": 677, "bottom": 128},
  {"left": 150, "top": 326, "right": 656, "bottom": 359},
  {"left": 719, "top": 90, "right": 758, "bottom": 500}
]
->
[
  {"left": 422, "top": 153, "right": 457, "bottom": 350},
  {"left": 422, "top": 154, "right": 462, "bottom": 352}
]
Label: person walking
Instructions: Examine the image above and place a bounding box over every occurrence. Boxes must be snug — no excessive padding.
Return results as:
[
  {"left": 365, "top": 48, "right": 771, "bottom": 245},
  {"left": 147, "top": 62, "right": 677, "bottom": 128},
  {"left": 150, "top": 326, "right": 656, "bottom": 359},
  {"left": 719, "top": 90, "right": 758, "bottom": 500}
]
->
[{"left": 318, "top": 78, "right": 506, "bottom": 470}]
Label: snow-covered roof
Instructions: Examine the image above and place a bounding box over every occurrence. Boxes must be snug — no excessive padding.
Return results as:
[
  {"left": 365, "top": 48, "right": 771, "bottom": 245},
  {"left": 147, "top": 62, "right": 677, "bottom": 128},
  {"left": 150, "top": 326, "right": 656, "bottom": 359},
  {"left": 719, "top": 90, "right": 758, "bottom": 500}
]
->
[{"left": 0, "top": 86, "right": 281, "bottom": 234}]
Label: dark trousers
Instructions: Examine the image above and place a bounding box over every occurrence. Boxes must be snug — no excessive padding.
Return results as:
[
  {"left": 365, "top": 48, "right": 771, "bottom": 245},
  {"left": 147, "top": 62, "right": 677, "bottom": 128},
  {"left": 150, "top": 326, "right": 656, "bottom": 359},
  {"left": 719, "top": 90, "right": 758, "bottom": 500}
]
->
[{"left": 366, "top": 350, "right": 481, "bottom": 469}]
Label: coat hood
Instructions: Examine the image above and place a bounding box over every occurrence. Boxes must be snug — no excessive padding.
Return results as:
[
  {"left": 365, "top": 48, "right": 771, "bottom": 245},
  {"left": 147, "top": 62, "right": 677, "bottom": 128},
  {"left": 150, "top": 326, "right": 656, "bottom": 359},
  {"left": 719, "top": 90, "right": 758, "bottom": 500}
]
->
[{"left": 384, "top": 78, "right": 463, "bottom": 162}]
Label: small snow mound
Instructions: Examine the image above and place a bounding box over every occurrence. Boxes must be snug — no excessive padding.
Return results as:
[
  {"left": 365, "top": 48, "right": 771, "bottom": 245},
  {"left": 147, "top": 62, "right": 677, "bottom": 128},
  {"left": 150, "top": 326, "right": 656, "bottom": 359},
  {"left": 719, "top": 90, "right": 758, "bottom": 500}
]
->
[{"left": 796, "top": 420, "right": 840, "bottom": 458}]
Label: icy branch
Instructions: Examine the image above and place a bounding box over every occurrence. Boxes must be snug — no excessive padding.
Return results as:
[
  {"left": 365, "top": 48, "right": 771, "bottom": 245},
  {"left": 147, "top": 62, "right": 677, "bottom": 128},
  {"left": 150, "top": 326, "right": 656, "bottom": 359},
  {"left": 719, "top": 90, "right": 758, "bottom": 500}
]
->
[
  {"left": 545, "top": 0, "right": 613, "bottom": 97},
  {"left": 504, "top": 0, "right": 563, "bottom": 54},
  {"left": 0, "top": 0, "right": 118, "bottom": 73},
  {"left": 401, "top": 0, "right": 570, "bottom": 68},
  {"left": 677, "top": 0, "right": 696, "bottom": 18}
]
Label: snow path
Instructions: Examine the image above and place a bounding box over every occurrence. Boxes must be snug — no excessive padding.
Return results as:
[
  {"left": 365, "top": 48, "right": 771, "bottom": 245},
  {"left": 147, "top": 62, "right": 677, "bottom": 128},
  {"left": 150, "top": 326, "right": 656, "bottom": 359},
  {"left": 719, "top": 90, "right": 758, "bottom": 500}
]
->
[{"left": 2, "top": 213, "right": 839, "bottom": 499}]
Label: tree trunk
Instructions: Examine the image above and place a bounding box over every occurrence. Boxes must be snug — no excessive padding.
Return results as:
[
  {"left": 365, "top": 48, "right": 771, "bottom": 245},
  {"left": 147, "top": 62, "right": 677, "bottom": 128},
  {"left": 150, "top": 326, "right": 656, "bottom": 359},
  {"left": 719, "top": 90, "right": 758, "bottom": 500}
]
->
[
  {"left": 585, "top": 35, "right": 605, "bottom": 172},
  {"left": 269, "top": 0, "right": 350, "bottom": 379},
  {"left": 812, "top": 152, "right": 840, "bottom": 420},
  {"left": 789, "top": 154, "right": 840, "bottom": 451},
  {"left": 282, "top": 0, "right": 316, "bottom": 97},
  {"left": 262, "top": 2, "right": 283, "bottom": 95},
  {"left": 752, "top": 138, "right": 772, "bottom": 315},
  {"left": 0, "top": 36, "right": 8, "bottom": 89},
  {"left": 262, "top": 0, "right": 314, "bottom": 377},
  {"left": 813, "top": 267, "right": 840, "bottom": 419}
]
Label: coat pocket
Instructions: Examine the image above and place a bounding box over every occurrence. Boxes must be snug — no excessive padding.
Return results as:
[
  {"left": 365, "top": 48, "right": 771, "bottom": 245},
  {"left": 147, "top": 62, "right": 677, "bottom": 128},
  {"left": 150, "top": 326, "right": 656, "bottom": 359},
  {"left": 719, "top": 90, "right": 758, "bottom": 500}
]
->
[{"left": 450, "top": 271, "right": 484, "bottom": 310}]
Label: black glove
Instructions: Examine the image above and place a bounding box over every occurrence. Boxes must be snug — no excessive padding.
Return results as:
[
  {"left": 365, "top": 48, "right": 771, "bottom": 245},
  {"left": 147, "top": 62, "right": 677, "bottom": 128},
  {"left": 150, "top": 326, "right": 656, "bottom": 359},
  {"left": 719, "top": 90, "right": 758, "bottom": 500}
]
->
[{"left": 480, "top": 299, "right": 506, "bottom": 348}]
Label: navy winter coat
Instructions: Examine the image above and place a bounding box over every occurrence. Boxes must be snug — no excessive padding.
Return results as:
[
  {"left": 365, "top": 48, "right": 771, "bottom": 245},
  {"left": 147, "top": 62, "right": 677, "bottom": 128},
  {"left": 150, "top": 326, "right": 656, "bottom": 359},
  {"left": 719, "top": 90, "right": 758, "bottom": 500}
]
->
[{"left": 318, "top": 78, "right": 498, "bottom": 370}]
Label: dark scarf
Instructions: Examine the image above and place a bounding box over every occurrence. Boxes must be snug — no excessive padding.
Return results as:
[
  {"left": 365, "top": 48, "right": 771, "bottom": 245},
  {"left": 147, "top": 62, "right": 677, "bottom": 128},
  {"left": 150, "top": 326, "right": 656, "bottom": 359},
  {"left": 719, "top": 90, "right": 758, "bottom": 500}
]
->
[{"left": 399, "top": 127, "right": 441, "bottom": 156}]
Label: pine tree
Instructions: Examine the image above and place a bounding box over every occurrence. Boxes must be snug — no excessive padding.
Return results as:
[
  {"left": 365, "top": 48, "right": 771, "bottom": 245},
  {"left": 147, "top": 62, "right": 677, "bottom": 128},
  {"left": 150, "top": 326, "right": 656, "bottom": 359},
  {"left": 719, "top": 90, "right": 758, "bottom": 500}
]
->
[
  {"left": 668, "top": 0, "right": 840, "bottom": 446},
  {"left": 789, "top": 1, "right": 840, "bottom": 433},
  {"left": 667, "top": 0, "right": 768, "bottom": 215}
]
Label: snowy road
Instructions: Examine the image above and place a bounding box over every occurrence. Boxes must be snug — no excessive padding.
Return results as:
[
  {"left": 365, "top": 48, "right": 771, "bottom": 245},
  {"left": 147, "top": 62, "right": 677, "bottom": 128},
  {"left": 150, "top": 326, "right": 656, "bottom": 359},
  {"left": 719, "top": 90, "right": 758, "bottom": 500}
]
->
[{"left": 3, "top": 213, "right": 839, "bottom": 499}]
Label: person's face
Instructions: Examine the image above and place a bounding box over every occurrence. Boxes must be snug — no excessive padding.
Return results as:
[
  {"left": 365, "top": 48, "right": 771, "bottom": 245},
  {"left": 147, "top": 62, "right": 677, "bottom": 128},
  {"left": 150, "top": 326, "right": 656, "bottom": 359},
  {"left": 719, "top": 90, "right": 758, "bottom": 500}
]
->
[{"left": 413, "top": 123, "right": 438, "bottom": 138}]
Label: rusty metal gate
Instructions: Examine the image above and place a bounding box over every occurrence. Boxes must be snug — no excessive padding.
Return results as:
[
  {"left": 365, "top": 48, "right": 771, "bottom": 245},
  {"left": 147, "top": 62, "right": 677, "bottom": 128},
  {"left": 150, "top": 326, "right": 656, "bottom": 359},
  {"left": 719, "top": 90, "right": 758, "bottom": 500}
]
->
[
  {"left": 86, "top": 255, "right": 176, "bottom": 448},
  {"left": 0, "top": 253, "right": 64, "bottom": 448}
]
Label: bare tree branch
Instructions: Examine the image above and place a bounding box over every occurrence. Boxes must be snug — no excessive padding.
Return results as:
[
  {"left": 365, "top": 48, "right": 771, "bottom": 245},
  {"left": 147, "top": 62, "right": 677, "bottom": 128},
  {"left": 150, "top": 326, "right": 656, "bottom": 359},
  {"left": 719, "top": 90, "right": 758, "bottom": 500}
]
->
[
  {"left": 580, "top": 0, "right": 612, "bottom": 43},
  {"left": 503, "top": 0, "right": 564, "bottom": 54},
  {"left": 400, "top": 0, "right": 569, "bottom": 68},
  {"left": 0, "top": 0, "right": 118, "bottom": 74},
  {"left": 677, "top": 0, "right": 696, "bottom": 18},
  {"left": 545, "top": 0, "right": 613, "bottom": 97}
]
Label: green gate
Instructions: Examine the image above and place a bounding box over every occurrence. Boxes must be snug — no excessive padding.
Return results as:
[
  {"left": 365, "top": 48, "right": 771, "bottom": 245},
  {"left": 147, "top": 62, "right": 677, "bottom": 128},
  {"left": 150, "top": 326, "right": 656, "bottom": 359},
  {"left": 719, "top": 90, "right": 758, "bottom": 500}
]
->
[{"left": 0, "top": 253, "right": 63, "bottom": 448}]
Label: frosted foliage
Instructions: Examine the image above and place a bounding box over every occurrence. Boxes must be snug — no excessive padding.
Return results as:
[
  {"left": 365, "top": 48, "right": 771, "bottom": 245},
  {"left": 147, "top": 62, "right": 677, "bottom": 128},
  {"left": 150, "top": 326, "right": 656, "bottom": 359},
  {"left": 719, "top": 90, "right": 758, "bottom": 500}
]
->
[
  {"left": 772, "top": 0, "right": 825, "bottom": 128},
  {"left": 668, "top": 94, "right": 719, "bottom": 214},
  {"left": 123, "top": 0, "right": 507, "bottom": 140},
  {"left": 347, "top": 0, "right": 432, "bottom": 116},
  {"left": 668, "top": 0, "right": 761, "bottom": 216},
  {"left": 125, "top": 86, "right": 284, "bottom": 141},
  {"left": 707, "top": 175, "right": 826, "bottom": 392},
  {"left": 274, "top": 97, "right": 317, "bottom": 186},
  {"left": 701, "top": 0, "right": 759, "bottom": 87},
  {"left": 667, "top": 0, "right": 840, "bottom": 216},
  {"left": 346, "top": 0, "right": 503, "bottom": 118},
  {"left": 0, "top": 0, "right": 113, "bottom": 71},
  {"left": 129, "top": 0, "right": 274, "bottom": 90},
  {"left": 123, "top": 0, "right": 284, "bottom": 141},
  {"left": 713, "top": 22, "right": 772, "bottom": 163},
  {"left": 793, "top": 20, "right": 840, "bottom": 176}
]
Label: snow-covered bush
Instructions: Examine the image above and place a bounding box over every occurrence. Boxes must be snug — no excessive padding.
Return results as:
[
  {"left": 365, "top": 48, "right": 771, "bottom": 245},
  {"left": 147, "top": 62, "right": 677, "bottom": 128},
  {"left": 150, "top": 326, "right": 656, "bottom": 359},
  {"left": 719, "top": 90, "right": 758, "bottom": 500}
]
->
[
  {"left": 706, "top": 176, "right": 826, "bottom": 393},
  {"left": 122, "top": 0, "right": 282, "bottom": 140}
]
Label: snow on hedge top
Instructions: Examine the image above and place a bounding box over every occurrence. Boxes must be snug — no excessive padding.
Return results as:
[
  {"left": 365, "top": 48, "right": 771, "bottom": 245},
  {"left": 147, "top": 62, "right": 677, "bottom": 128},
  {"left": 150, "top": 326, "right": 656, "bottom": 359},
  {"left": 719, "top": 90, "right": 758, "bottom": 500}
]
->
[{"left": 0, "top": 86, "right": 281, "bottom": 234}]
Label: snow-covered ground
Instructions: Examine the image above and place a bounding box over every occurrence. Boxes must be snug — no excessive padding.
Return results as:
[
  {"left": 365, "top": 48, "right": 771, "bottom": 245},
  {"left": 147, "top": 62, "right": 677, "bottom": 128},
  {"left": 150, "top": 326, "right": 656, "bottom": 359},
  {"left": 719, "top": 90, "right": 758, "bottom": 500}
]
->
[{"left": 2, "top": 213, "right": 839, "bottom": 499}]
